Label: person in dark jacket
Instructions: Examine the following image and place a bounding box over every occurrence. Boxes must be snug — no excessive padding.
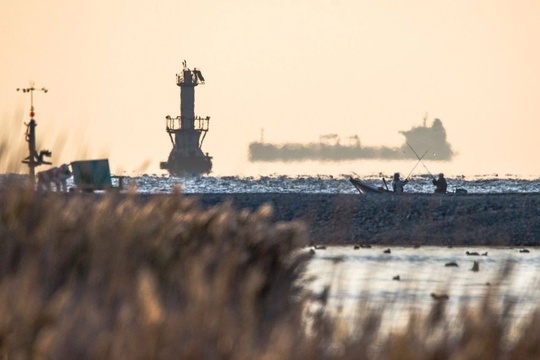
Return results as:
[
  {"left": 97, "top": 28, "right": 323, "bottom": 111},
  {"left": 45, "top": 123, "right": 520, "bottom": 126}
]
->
[
  {"left": 432, "top": 173, "right": 447, "bottom": 193},
  {"left": 392, "top": 172, "right": 409, "bottom": 193}
]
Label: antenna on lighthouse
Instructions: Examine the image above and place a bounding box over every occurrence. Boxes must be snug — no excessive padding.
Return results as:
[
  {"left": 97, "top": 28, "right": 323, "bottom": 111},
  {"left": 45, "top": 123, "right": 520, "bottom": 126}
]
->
[{"left": 17, "top": 82, "right": 52, "bottom": 182}]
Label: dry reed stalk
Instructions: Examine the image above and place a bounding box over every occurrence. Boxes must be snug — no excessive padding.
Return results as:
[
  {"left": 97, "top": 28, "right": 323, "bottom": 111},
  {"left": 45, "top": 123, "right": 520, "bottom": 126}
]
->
[{"left": 0, "top": 186, "right": 539, "bottom": 359}]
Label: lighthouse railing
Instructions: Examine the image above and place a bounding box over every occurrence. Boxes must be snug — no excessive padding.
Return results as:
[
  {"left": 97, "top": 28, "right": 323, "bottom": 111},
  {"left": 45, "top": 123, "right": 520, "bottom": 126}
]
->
[{"left": 165, "top": 116, "right": 210, "bottom": 133}]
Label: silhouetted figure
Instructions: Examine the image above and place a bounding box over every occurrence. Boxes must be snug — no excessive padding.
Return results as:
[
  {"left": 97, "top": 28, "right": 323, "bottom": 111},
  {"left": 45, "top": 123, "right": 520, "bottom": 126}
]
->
[
  {"left": 471, "top": 261, "right": 479, "bottom": 272},
  {"left": 392, "top": 172, "right": 408, "bottom": 193},
  {"left": 432, "top": 173, "right": 447, "bottom": 193}
]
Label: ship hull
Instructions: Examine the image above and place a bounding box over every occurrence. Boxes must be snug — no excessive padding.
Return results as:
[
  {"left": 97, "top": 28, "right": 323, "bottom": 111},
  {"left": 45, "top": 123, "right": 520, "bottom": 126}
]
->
[{"left": 248, "top": 143, "right": 445, "bottom": 162}]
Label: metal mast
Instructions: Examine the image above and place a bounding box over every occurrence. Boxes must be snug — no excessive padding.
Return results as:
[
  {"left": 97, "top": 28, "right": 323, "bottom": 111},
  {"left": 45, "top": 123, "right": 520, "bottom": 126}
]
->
[{"left": 17, "top": 83, "right": 51, "bottom": 182}]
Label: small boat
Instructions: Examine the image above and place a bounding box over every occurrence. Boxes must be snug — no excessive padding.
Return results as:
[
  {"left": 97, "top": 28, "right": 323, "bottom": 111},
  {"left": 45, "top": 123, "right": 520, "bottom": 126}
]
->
[
  {"left": 349, "top": 177, "right": 391, "bottom": 195},
  {"left": 350, "top": 176, "right": 468, "bottom": 196}
]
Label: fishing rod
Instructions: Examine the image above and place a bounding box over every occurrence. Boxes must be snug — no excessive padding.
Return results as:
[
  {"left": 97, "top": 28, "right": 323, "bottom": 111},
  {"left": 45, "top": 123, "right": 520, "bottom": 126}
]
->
[
  {"left": 405, "top": 147, "right": 430, "bottom": 180},
  {"left": 407, "top": 142, "right": 435, "bottom": 180}
]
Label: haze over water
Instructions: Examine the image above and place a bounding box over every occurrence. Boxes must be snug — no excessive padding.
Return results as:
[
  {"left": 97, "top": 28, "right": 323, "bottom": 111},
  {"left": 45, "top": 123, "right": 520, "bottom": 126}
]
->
[{"left": 2, "top": 1, "right": 540, "bottom": 178}]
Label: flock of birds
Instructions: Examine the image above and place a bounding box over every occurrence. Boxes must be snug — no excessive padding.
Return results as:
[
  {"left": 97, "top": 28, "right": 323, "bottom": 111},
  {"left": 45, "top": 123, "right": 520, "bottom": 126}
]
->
[{"left": 308, "top": 245, "right": 532, "bottom": 302}]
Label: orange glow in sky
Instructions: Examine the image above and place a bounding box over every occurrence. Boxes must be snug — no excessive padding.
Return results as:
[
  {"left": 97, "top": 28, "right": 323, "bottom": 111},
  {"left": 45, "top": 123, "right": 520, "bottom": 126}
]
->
[{"left": 1, "top": 1, "right": 540, "bottom": 177}]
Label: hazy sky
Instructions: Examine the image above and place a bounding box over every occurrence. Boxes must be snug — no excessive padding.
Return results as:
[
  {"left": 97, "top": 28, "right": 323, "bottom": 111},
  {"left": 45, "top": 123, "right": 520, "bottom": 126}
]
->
[{"left": 2, "top": 0, "right": 540, "bottom": 177}]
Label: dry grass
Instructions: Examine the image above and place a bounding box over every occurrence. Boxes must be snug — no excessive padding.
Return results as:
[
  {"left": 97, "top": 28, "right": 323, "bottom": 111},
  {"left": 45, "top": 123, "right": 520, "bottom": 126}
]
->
[
  {"left": 1, "top": 186, "right": 540, "bottom": 359},
  {"left": 0, "top": 111, "right": 28, "bottom": 174}
]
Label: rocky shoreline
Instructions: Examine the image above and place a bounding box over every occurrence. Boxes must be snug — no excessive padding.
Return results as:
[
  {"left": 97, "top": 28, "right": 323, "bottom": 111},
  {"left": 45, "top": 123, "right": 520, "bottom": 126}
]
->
[
  {"left": 2, "top": 183, "right": 539, "bottom": 246},
  {"left": 184, "top": 193, "right": 540, "bottom": 246}
]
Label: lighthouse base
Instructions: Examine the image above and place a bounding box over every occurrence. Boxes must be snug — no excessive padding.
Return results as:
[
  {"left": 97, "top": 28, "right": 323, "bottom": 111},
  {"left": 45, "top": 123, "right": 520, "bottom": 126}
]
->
[{"left": 160, "top": 153, "right": 212, "bottom": 176}]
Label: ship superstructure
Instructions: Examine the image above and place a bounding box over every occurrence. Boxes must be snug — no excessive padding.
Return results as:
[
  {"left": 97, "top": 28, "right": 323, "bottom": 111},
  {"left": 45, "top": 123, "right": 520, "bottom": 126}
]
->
[{"left": 160, "top": 61, "right": 212, "bottom": 176}]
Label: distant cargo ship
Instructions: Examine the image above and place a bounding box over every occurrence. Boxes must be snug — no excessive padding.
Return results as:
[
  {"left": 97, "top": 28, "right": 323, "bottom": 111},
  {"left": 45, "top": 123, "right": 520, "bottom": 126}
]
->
[{"left": 248, "top": 116, "right": 454, "bottom": 162}]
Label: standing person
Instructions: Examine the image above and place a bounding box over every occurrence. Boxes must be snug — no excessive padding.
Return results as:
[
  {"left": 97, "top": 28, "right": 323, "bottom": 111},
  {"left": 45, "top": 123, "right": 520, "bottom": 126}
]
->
[
  {"left": 432, "top": 173, "right": 447, "bottom": 193},
  {"left": 392, "top": 172, "right": 409, "bottom": 193}
]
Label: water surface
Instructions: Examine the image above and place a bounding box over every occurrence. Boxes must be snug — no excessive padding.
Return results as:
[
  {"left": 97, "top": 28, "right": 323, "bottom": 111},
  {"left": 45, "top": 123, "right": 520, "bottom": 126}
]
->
[
  {"left": 106, "top": 174, "right": 540, "bottom": 194},
  {"left": 304, "top": 246, "right": 539, "bottom": 331}
]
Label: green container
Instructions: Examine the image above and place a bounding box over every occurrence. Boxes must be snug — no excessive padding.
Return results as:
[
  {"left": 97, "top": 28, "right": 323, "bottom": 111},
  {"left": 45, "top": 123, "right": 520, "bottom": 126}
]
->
[{"left": 71, "top": 159, "right": 112, "bottom": 191}]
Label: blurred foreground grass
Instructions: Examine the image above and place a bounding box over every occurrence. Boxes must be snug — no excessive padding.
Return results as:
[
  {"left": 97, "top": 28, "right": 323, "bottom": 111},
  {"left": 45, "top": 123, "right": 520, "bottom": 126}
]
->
[{"left": 2, "top": 185, "right": 540, "bottom": 359}]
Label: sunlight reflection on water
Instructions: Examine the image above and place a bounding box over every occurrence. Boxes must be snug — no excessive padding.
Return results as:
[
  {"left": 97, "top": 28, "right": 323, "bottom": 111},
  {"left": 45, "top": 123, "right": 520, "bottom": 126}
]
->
[
  {"left": 3, "top": 173, "right": 540, "bottom": 194},
  {"left": 86, "top": 174, "right": 540, "bottom": 194}
]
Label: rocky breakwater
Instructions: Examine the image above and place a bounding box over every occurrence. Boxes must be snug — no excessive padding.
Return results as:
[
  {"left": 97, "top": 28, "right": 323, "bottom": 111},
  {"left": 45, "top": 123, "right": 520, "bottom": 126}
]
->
[{"left": 189, "top": 193, "right": 540, "bottom": 246}]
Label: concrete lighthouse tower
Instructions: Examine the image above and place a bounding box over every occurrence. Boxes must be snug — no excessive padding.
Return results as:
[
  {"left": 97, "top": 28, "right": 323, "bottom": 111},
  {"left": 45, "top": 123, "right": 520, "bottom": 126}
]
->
[{"left": 160, "top": 61, "right": 212, "bottom": 176}]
